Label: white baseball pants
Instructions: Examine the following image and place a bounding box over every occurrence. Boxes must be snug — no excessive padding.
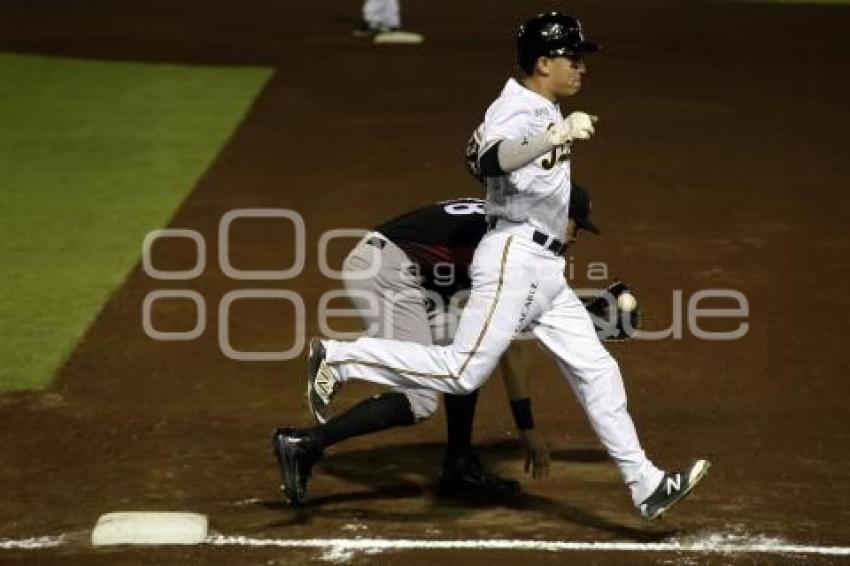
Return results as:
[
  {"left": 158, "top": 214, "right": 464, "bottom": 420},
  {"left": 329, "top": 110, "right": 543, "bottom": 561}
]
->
[{"left": 325, "top": 222, "right": 663, "bottom": 504}]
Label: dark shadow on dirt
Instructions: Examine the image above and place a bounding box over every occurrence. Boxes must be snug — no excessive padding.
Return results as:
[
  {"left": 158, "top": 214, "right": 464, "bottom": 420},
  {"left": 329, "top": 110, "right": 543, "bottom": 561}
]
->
[{"left": 256, "top": 440, "right": 674, "bottom": 541}]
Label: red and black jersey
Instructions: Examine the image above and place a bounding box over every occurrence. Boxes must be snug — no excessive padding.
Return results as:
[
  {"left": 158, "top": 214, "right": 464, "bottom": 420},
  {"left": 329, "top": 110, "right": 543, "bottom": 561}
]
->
[{"left": 375, "top": 199, "right": 487, "bottom": 301}]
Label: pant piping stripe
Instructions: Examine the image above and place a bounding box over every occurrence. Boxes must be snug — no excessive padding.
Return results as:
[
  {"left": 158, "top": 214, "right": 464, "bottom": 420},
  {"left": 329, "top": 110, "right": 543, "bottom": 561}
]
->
[
  {"left": 328, "top": 359, "right": 453, "bottom": 379},
  {"left": 328, "top": 235, "right": 514, "bottom": 382},
  {"left": 456, "top": 235, "right": 512, "bottom": 377}
]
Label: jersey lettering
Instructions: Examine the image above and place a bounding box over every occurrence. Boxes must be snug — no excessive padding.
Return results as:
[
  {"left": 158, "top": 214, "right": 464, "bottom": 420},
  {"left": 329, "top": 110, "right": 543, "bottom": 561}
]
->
[{"left": 540, "top": 144, "right": 570, "bottom": 170}]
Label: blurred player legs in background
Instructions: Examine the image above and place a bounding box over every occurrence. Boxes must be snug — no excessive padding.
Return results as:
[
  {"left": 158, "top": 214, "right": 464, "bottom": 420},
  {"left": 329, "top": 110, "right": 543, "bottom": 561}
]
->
[{"left": 354, "top": 0, "right": 424, "bottom": 45}]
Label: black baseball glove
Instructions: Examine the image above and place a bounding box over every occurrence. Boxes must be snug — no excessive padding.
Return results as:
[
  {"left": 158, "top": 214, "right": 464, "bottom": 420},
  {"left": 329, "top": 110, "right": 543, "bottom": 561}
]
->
[{"left": 582, "top": 281, "right": 642, "bottom": 342}]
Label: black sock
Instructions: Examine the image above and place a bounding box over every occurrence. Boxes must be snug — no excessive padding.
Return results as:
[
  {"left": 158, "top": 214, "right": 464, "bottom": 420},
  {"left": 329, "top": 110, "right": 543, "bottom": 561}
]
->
[
  {"left": 307, "top": 392, "right": 415, "bottom": 448},
  {"left": 443, "top": 390, "right": 479, "bottom": 460}
]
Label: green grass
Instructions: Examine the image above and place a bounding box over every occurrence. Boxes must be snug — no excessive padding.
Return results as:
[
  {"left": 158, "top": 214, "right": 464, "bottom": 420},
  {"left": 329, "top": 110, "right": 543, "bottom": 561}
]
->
[{"left": 0, "top": 52, "right": 272, "bottom": 390}]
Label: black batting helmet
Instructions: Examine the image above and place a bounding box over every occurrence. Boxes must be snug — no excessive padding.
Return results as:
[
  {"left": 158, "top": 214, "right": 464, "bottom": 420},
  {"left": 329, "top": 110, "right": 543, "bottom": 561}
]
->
[{"left": 517, "top": 12, "right": 599, "bottom": 75}]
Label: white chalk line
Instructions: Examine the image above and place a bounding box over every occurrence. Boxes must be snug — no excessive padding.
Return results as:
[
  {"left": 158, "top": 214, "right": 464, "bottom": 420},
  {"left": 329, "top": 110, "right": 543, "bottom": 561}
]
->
[
  {"left": 2, "top": 533, "right": 849, "bottom": 557},
  {"left": 206, "top": 535, "right": 850, "bottom": 556},
  {"left": 0, "top": 536, "right": 64, "bottom": 550}
]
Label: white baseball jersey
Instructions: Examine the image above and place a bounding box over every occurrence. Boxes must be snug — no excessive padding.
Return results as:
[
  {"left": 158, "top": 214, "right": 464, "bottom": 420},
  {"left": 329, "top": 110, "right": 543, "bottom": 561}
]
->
[{"left": 481, "top": 78, "right": 572, "bottom": 239}]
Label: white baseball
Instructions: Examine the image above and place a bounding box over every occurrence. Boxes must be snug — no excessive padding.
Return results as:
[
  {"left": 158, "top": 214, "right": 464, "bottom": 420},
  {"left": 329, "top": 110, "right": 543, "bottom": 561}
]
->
[{"left": 617, "top": 292, "right": 637, "bottom": 312}]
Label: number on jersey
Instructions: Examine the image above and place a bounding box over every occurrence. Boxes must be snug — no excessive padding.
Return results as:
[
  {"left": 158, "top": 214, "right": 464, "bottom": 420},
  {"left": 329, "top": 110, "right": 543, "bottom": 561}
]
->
[
  {"left": 443, "top": 200, "right": 485, "bottom": 216},
  {"left": 540, "top": 144, "right": 570, "bottom": 170}
]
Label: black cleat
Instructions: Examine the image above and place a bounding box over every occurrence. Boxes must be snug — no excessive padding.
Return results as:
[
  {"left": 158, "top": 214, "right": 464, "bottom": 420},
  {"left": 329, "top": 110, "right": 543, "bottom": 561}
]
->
[
  {"left": 306, "top": 339, "right": 339, "bottom": 425},
  {"left": 640, "top": 459, "right": 711, "bottom": 520},
  {"left": 438, "top": 453, "right": 522, "bottom": 500},
  {"left": 271, "top": 427, "right": 324, "bottom": 506}
]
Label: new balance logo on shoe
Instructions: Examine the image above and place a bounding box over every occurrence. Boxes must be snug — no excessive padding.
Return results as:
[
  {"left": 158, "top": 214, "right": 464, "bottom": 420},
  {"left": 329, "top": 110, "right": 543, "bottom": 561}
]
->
[
  {"left": 640, "top": 460, "right": 710, "bottom": 521},
  {"left": 665, "top": 473, "right": 682, "bottom": 496},
  {"left": 306, "top": 339, "right": 338, "bottom": 424},
  {"left": 314, "top": 365, "right": 335, "bottom": 402}
]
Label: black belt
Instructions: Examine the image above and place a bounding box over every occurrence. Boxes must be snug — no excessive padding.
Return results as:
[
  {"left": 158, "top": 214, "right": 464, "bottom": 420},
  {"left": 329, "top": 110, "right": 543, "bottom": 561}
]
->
[
  {"left": 486, "top": 218, "right": 567, "bottom": 256},
  {"left": 365, "top": 236, "right": 386, "bottom": 249}
]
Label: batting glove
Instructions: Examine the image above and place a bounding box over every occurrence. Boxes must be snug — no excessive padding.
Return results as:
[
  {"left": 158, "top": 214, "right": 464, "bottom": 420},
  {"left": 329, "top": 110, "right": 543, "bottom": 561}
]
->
[{"left": 547, "top": 112, "right": 598, "bottom": 145}]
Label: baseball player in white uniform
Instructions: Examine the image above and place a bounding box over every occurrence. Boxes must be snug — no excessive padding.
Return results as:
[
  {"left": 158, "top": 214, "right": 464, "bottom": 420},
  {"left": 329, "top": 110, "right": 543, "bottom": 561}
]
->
[{"left": 307, "top": 12, "right": 710, "bottom": 520}]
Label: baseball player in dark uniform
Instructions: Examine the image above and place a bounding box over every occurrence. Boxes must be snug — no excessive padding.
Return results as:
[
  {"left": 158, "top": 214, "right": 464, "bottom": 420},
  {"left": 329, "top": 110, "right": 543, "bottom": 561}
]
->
[{"left": 272, "top": 186, "right": 599, "bottom": 505}]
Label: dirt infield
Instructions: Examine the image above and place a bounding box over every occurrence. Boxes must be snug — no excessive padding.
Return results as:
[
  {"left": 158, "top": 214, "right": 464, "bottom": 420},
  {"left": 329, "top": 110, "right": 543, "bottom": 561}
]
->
[{"left": 2, "top": 0, "right": 849, "bottom": 563}]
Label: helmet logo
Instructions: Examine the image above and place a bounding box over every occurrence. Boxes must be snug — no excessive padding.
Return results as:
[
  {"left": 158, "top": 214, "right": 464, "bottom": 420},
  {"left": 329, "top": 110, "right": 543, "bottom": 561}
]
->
[
  {"left": 541, "top": 22, "right": 565, "bottom": 40},
  {"left": 540, "top": 22, "right": 581, "bottom": 41}
]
